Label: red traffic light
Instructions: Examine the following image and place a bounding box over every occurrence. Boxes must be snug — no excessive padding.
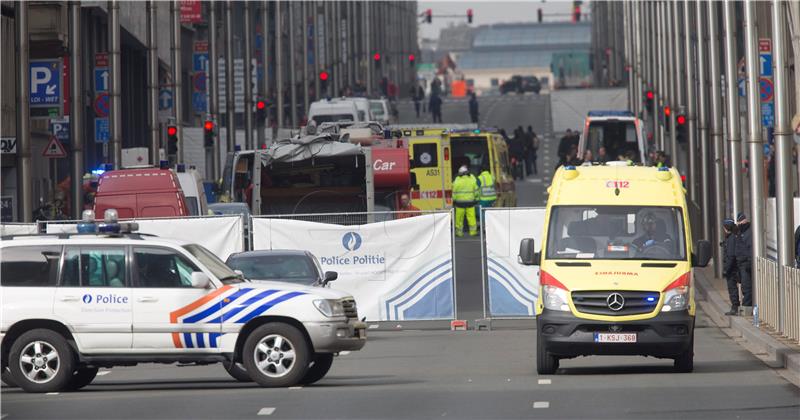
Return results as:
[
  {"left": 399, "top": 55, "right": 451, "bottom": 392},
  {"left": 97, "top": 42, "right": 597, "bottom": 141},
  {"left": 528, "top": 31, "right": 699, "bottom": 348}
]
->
[
  {"left": 646, "top": 90, "right": 654, "bottom": 100},
  {"left": 676, "top": 114, "right": 686, "bottom": 125},
  {"left": 203, "top": 120, "right": 214, "bottom": 131},
  {"left": 319, "top": 71, "right": 329, "bottom": 81},
  {"left": 167, "top": 125, "right": 177, "bottom": 136},
  {"left": 664, "top": 106, "right": 671, "bottom": 117},
  {"left": 408, "top": 54, "right": 416, "bottom": 62},
  {"left": 256, "top": 100, "right": 266, "bottom": 110},
  {"left": 373, "top": 53, "right": 381, "bottom": 61}
]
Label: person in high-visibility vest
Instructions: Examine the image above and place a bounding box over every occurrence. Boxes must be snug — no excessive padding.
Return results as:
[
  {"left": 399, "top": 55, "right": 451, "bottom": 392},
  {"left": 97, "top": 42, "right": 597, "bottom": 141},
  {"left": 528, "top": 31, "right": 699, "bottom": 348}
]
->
[
  {"left": 477, "top": 164, "right": 497, "bottom": 210},
  {"left": 453, "top": 165, "right": 479, "bottom": 237}
]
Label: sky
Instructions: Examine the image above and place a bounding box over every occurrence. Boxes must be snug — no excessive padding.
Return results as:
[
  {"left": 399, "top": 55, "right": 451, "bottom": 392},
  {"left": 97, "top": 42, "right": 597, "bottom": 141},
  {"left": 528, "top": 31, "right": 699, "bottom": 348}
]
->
[{"left": 417, "top": 0, "right": 590, "bottom": 40}]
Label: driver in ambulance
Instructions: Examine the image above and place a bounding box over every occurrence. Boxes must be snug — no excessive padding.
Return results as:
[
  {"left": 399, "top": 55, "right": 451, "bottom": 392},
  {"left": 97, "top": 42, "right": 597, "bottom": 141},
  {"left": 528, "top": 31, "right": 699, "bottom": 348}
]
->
[{"left": 632, "top": 212, "right": 673, "bottom": 252}]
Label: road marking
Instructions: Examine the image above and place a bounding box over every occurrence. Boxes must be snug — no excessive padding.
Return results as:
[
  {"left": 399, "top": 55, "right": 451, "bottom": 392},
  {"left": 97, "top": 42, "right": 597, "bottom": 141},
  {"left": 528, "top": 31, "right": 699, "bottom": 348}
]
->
[
  {"left": 538, "top": 379, "right": 551, "bottom": 385},
  {"left": 527, "top": 178, "right": 543, "bottom": 183},
  {"left": 258, "top": 407, "right": 276, "bottom": 416},
  {"left": 97, "top": 371, "right": 111, "bottom": 376},
  {"left": 533, "top": 401, "right": 550, "bottom": 409},
  {"left": 46, "top": 392, "right": 59, "bottom": 395},
  {"left": 289, "top": 386, "right": 303, "bottom": 390},
  {"left": 339, "top": 351, "right": 351, "bottom": 356}
]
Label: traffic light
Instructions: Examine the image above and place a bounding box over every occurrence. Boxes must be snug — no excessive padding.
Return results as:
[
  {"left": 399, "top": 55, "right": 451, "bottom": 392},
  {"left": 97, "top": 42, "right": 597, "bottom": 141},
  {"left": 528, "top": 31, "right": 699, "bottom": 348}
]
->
[
  {"left": 167, "top": 124, "right": 178, "bottom": 155},
  {"left": 645, "top": 90, "right": 654, "bottom": 113},
  {"left": 256, "top": 99, "right": 267, "bottom": 125},
  {"left": 408, "top": 54, "right": 416, "bottom": 67},
  {"left": 664, "top": 105, "right": 671, "bottom": 117},
  {"left": 425, "top": 9, "right": 432, "bottom": 23},
  {"left": 676, "top": 113, "right": 687, "bottom": 143},
  {"left": 467, "top": 8, "right": 473, "bottom": 24},
  {"left": 573, "top": 1, "right": 582, "bottom": 22},
  {"left": 373, "top": 52, "right": 382, "bottom": 69},
  {"left": 537, "top": 8, "right": 543, "bottom": 23},
  {"left": 319, "top": 70, "right": 329, "bottom": 93},
  {"left": 203, "top": 119, "right": 215, "bottom": 148}
]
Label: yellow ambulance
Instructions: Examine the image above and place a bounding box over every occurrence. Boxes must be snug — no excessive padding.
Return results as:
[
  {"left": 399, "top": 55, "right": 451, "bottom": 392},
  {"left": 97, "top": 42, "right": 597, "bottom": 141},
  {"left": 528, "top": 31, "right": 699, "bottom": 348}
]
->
[
  {"left": 402, "top": 127, "right": 516, "bottom": 210},
  {"left": 518, "top": 164, "right": 711, "bottom": 374}
]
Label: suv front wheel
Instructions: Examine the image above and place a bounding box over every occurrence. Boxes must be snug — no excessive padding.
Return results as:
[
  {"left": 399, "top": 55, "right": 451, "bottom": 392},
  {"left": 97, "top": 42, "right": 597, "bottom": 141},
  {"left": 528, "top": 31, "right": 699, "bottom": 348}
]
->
[
  {"left": 9, "top": 329, "right": 76, "bottom": 393},
  {"left": 242, "top": 323, "right": 310, "bottom": 387}
]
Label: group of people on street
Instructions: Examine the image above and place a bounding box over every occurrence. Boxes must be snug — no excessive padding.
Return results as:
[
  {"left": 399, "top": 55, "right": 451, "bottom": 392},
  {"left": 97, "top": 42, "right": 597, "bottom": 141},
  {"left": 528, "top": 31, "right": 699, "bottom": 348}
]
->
[
  {"left": 721, "top": 213, "right": 753, "bottom": 315},
  {"left": 452, "top": 164, "right": 497, "bottom": 237},
  {"left": 499, "top": 126, "right": 539, "bottom": 179}
]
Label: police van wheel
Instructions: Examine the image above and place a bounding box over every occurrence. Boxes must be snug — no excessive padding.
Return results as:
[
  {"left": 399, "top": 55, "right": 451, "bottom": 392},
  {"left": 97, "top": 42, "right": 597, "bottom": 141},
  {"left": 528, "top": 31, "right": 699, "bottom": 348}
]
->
[
  {"left": 223, "top": 361, "right": 252, "bottom": 382},
  {"left": 9, "top": 329, "right": 76, "bottom": 393},
  {"left": 536, "top": 331, "right": 559, "bottom": 375},
  {"left": 243, "top": 323, "right": 310, "bottom": 387},
  {"left": 67, "top": 367, "right": 99, "bottom": 391},
  {"left": 300, "top": 353, "right": 334, "bottom": 385},
  {"left": 1, "top": 367, "right": 17, "bottom": 387}
]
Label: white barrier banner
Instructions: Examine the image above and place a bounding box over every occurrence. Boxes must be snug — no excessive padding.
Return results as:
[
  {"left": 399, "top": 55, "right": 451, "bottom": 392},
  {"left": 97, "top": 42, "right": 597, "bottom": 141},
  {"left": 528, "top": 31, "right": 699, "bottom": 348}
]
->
[
  {"left": 46, "top": 216, "right": 244, "bottom": 261},
  {"left": 252, "top": 213, "right": 455, "bottom": 321},
  {"left": 1, "top": 224, "right": 38, "bottom": 236},
  {"left": 484, "top": 208, "right": 545, "bottom": 317}
]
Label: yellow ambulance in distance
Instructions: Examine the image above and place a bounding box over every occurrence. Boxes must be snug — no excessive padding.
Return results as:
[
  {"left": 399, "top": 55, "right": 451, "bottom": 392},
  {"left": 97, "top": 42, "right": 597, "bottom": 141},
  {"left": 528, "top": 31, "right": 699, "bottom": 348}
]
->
[
  {"left": 518, "top": 164, "right": 711, "bottom": 374},
  {"left": 402, "top": 127, "right": 516, "bottom": 210}
]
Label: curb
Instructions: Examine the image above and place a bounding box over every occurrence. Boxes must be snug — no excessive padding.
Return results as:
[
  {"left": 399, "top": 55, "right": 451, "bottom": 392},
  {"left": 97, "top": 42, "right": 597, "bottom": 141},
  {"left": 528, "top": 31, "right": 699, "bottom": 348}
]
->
[{"left": 695, "top": 267, "right": 800, "bottom": 386}]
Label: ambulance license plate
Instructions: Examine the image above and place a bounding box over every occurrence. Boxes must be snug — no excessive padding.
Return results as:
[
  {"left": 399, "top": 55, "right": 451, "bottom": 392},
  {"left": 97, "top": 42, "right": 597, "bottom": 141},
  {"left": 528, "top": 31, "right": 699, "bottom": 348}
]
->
[{"left": 593, "top": 333, "right": 637, "bottom": 343}]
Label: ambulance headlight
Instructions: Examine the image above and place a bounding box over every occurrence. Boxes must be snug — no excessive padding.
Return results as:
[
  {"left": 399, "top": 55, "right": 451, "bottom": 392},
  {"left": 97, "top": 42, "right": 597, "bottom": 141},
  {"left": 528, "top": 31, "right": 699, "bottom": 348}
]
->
[
  {"left": 313, "top": 299, "right": 345, "bottom": 318},
  {"left": 661, "top": 286, "right": 689, "bottom": 312},
  {"left": 543, "top": 285, "right": 570, "bottom": 312}
]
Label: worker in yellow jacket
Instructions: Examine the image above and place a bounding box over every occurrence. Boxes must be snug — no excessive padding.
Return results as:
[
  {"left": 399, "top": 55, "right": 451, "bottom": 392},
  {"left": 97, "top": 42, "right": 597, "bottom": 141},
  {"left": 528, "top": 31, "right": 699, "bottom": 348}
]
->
[{"left": 453, "top": 165, "right": 479, "bottom": 237}]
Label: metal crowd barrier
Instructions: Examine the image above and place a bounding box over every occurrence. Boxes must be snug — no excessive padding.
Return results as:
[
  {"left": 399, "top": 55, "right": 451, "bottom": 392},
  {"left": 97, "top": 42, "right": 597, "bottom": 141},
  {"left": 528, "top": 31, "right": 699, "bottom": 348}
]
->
[{"left": 755, "top": 257, "right": 800, "bottom": 344}]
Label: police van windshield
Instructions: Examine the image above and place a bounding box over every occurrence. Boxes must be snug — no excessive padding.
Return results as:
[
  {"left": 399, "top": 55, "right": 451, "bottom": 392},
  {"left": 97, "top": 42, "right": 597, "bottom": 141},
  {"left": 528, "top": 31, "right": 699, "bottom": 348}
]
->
[
  {"left": 546, "top": 205, "right": 686, "bottom": 261},
  {"left": 312, "top": 114, "right": 355, "bottom": 124}
]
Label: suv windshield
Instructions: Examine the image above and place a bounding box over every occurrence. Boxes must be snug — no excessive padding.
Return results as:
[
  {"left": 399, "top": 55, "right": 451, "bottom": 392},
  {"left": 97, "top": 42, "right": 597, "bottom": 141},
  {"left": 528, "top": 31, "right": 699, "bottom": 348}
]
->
[
  {"left": 227, "top": 254, "right": 319, "bottom": 286},
  {"left": 546, "top": 205, "right": 686, "bottom": 261},
  {"left": 183, "top": 244, "right": 242, "bottom": 283}
]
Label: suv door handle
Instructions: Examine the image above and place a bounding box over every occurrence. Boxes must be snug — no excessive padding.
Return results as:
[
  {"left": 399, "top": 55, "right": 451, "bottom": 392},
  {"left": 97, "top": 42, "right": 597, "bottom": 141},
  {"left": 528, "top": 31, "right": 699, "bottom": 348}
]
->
[
  {"left": 59, "top": 295, "right": 79, "bottom": 302},
  {"left": 137, "top": 296, "right": 158, "bottom": 303}
]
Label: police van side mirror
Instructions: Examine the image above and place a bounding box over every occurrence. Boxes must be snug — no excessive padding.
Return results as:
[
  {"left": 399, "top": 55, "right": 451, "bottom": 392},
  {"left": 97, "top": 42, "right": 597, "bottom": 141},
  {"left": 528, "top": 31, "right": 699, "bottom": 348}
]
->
[
  {"left": 322, "top": 271, "right": 338, "bottom": 286},
  {"left": 692, "top": 240, "right": 711, "bottom": 267},
  {"left": 190, "top": 272, "right": 211, "bottom": 289},
  {"left": 518, "top": 238, "right": 539, "bottom": 265}
]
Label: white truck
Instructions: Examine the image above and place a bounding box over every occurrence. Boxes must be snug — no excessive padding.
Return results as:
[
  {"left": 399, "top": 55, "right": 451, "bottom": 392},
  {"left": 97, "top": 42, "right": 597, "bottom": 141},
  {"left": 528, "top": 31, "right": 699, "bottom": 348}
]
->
[{"left": 0, "top": 214, "right": 366, "bottom": 393}]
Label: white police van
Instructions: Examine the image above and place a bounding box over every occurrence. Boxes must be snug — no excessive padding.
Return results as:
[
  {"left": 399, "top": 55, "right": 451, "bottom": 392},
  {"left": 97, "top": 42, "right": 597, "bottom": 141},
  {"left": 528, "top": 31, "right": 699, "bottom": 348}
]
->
[{"left": 1, "top": 211, "right": 366, "bottom": 393}]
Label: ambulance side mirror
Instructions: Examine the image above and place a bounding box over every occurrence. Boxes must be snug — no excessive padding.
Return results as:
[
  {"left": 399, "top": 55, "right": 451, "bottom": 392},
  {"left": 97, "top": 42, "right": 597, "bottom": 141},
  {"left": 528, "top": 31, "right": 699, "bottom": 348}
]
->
[
  {"left": 518, "top": 238, "right": 539, "bottom": 265},
  {"left": 692, "top": 240, "right": 711, "bottom": 267},
  {"left": 409, "top": 158, "right": 417, "bottom": 169}
]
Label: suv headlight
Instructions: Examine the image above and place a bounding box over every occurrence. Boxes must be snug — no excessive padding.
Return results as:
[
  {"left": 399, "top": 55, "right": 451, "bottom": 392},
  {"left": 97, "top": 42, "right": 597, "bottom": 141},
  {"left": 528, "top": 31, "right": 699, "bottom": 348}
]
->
[
  {"left": 661, "top": 286, "right": 689, "bottom": 312},
  {"left": 313, "top": 299, "right": 345, "bottom": 317},
  {"left": 543, "top": 285, "right": 570, "bottom": 311}
]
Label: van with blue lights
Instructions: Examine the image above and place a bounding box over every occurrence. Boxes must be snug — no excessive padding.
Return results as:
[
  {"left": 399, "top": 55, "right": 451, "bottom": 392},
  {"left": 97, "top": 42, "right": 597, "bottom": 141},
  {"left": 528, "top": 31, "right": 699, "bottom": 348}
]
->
[
  {"left": 0, "top": 210, "right": 366, "bottom": 393},
  {"left": 518, "top": 165, "right": 711, "bottom": 374}
]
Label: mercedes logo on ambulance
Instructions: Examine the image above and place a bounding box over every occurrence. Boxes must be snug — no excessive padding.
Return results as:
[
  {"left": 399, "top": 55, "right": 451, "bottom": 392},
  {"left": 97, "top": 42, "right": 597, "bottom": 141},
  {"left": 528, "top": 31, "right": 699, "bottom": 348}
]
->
[{"left": 606, "top": 293, "right": 625, "bottom": 311}]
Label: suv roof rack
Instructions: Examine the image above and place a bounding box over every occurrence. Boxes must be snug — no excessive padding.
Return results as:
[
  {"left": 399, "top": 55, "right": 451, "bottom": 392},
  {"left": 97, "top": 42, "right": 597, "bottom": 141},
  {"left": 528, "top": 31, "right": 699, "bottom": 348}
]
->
[{"left": 1, "top": 232, "right": 158, "bottom": 241}]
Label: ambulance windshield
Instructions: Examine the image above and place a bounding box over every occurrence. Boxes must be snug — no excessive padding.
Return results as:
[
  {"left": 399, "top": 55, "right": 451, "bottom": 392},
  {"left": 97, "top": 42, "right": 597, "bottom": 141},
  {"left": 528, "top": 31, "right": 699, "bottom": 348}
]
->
[{"left": 546, "top": 205, "right": 686, "bottom": 261}]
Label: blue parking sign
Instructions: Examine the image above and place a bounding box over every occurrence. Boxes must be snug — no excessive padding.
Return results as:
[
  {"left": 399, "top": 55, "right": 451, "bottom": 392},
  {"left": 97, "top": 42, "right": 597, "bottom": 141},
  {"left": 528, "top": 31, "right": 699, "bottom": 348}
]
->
[
  {"left": 95, "top": 118, "right": 110, "bottom": 143},
  {"left": 192, "top": 92, "right": 207, "bottom": 113},
  {"left": 30, "top": 60, "right": 61, "bottom": 107},
  {"left": 761, "top": 102, "right": 774, "bottom": 128}
]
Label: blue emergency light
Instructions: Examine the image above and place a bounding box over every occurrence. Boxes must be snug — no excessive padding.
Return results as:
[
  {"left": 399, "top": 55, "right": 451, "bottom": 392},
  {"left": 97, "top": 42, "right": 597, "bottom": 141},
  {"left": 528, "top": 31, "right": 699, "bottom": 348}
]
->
[
  {"left": 658, "top": 166, "right": 669, "bottom": 171},
  {"left": 159, "top": 160, "right": 170, "bottom": 169}
]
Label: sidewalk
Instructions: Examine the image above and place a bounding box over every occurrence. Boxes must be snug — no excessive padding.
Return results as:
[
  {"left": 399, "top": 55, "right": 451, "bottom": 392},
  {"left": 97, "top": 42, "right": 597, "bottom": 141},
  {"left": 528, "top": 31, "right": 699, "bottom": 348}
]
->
[{"left": 695, "top": 265, "right": 800, "bottom": 386}]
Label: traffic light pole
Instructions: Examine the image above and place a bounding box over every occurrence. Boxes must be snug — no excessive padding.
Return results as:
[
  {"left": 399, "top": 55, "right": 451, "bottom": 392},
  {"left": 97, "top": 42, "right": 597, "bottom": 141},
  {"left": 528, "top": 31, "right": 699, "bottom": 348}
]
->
[
  {"left": 708, "top": 0, "right": 726, "bottom": 278},
  {"left": 302, "top": 2, "right": 309, "bottom": 118},
  {"left": 171, "top": 0, "right": 183, "bottom": 163},
  {"left": 260, "top": 0, "right": 270, "bottom": 144},
  {"left": 225, "top": 1, "right": 235, "bottom": 153},
  {"left": 70, "top": 2, "right": 84, "bottom": 219},
  {"left": 209, "top": 2, "right": 220, "bottom": 178},
  {"left": 275, "top": 1, "right": 284, "bottom": 129},
  {"left": 244, "top": 2, "right": 254, "bottom": 149},
  {"left": 147, "top": 1, "right": 160, "bottom": 169},
  {"left": 696, "top": 0, "right": 711, "bottom": 242},
  {"left": 288, "top": 2, "right": 298, "bottom": 128},
  {"left": 365, "top": 2, "right": 372, "bottom": 97},
  {"left": 683, "top": 0, "right": 697, "bottom": 204},
  {"left": 110, "top": 0, "right": 123, "bottom": 167},
  {"left": 743, "top": 0, "right": 765, "bottom": 261},
  {"left": 723, "top": 0, "right": 744, "bottom": 218}
]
